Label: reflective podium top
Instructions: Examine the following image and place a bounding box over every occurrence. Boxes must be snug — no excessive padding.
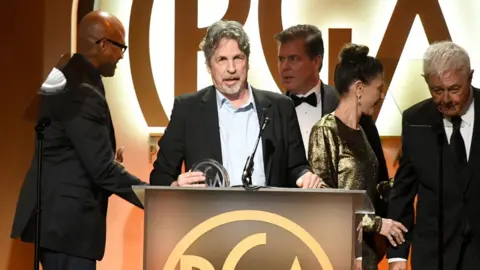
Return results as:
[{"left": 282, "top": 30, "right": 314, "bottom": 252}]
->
[{"left": 132, "top": 185, "right": 374, "bottom": 214}]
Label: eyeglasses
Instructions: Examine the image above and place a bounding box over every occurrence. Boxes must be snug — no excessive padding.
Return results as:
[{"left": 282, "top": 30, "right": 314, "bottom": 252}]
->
[{"left": 96, "top": 38, "right": 128, "bottom": 53}]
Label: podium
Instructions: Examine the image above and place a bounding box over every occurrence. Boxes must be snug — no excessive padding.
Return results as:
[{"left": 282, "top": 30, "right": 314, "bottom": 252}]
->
[{"left": 133, "top": 186, "right": 374, "bottom": 270}]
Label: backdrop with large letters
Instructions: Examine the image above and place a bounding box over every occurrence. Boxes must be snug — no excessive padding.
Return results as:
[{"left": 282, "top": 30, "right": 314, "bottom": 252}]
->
[
  {"left": 85, "top": 1, "right": 480, "bottom": 269},
  {"left": 0, "top": 1, "right": 473, "bottom": 270},
  {"left": 96, "top": 0, "right": 480, "bottom": 138}
]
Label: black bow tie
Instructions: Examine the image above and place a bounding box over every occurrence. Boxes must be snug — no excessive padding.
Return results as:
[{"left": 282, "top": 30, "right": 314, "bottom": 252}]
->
[{"left": 290, "top": 93, "right": 317, "bottom": 107}]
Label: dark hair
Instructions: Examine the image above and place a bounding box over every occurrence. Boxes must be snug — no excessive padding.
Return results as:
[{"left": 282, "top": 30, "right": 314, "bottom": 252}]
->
[
  {"left": 199, "top": 20, "right": 250, "bottom": 68},
  {"left": 334, "top": 43, "right": 383, "bottom": 96},
  {"left": 274, "top": 24, "right": 324, "bottom": 70}
]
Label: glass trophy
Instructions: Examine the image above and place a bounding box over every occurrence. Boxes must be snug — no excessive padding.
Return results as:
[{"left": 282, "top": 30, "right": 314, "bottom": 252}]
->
[{"left": 191, "top": 159, "right": 230, "bottom": 187}]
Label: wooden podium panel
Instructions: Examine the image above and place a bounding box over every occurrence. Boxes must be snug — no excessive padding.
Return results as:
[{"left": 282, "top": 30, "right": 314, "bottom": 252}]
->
[{"left": 133, "top": 186, "right": 374, "bottom": 270}]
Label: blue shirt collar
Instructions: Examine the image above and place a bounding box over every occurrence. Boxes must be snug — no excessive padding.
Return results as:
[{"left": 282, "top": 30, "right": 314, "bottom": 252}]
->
[{"left": 215, "top": 84, "right": 256, "bottom": 111}]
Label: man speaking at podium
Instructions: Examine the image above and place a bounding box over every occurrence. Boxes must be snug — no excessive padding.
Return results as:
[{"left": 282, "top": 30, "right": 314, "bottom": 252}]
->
[
  {"left": 150, "top": 20, "right": 323, "bottom": 189},
  {"left": 11, "top": 11, "right": 146, "bottom": 270}
]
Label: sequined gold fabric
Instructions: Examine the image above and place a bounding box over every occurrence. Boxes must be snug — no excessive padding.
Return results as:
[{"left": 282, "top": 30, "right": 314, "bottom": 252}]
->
[
  {"left": 308, "top": 113, "right": 381, "bottom": 269},
  {"left": 361, "top": 214, "right": 375, "bottom": 229}
]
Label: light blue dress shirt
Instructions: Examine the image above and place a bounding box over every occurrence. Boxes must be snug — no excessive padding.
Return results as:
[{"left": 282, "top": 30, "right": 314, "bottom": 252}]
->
[{"left": 216, "top": 86, "right": 266, "bottom": 186}]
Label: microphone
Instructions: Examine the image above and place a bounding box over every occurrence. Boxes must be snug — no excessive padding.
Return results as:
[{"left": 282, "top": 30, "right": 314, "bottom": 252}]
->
[
  {"left": 406, "top": 119, "right": 445, "bottom": 141},
  {"left": 241, "top": 103, "right": 271, "bottom": 191}
]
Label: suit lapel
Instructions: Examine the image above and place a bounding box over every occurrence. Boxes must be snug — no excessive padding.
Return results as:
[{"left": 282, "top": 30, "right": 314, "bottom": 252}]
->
[
  {"left": 252, "top": 88, "right": 273, "bottom": 184},
  {"left": 87, "top": 78, "right": 116, "bottom": 153},
  {"left": 320, "top": 82, "right": 326, "bottom": 115},
  {"left": 200, "top": 87, "right": 223, "bottom": 163},
  {"left": 464, "top": 89, "right": 480, "bottom": 194},
  {"left": 69, "top": 54, "right": 117, "bottom": 153}
]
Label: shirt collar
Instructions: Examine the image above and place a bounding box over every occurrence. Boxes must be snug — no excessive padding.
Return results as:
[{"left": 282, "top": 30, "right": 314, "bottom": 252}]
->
[
  {"left": 216, "top": 84, "right": 256, "bottom": 111},
  {"left": 443, "top": 98, "right": 475, "bottom": 127},
  {"left": 463, "top": 98, "right": 475, "bottom": 126}
]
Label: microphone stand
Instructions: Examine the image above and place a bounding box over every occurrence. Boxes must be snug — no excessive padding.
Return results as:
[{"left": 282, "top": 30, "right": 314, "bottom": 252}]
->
[
  {"left": 432, "top": 120, "right": 444, "bottom": 270},
  {"left": 241, "top": 107, "right": 270, "bottom": 191},
  {"left": 34, "top": 117, "right": 51, "bottom": 270},
  {"left": 408, "top": 120, "right": 444, "bottom": 269},
  {"left": 25, "top": 54, "right": 69, "bottom": 270}
]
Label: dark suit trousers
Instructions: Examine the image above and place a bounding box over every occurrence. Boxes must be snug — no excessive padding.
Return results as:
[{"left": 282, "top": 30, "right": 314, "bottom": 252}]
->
[{"left": 40, "top": 248, "right": 96, "bottom": 270}]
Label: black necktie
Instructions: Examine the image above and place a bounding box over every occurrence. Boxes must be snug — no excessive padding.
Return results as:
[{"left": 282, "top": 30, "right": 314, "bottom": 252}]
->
[
  {"left": 450, "top": 116, "right": 467, "bottom": 165},
  {"left": 290, "top": 93, "right": 317, "bottom": 107},
  {"left": 451, "top": 116, "right": 472, "bottom": 236}
]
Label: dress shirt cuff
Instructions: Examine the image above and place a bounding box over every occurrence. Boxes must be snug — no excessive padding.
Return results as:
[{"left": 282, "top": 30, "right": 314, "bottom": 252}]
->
[
  {"left": 355, "top": 257, "right": 362, "bottom": 260},
  {"left": 388, "top": 258, "right": 407, "bottom": 263},
  {"left": 299, "top": 168, "right": 311, "bottom": 178}
]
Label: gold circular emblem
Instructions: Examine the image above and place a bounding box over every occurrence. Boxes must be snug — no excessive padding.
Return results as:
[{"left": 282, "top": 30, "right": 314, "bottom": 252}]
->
[{"left": 164, "top": 210, "right": 333, "bottom": 269}]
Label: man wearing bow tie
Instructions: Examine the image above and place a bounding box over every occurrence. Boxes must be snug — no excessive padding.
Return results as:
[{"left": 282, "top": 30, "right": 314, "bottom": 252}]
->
[
  {"left": 275, "top": 25, "right": 339, "bottom": 153},
  {"left": 275, "top": 24, "right": 389, "bottom": 196},
  {"left": 275, "top": 24, "right": 391, "bottom": 266}
]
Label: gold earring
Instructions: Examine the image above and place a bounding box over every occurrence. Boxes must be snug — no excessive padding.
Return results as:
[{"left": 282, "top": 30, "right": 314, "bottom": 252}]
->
[{"left": 357, "top": 95, "right": 361, "bottom": 107}]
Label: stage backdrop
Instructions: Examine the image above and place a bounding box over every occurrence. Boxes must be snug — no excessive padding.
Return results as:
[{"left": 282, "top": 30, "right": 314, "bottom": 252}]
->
[
  {"left": 2, "top": 0, "right": 480, "bottom": 270},
  {"left": 91, "top": 0, "right": 480, "bottom": 269},
  {"left": 95, "top": 0, "right": 480, "bottom": 138}
]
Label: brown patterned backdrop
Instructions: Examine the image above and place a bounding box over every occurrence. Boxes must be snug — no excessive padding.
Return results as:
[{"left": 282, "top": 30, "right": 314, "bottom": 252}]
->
[
  {"left": 128, "top": 0, "right": 451, "bottom": 127},
  {"left": 2, "top": 0, "right": 478, "bottom": 269}
]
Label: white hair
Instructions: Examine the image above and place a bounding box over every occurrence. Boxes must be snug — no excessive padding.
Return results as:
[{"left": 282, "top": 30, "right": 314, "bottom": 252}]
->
[{"left": 423, "top": 41, "right": 471, "bottom": 78}]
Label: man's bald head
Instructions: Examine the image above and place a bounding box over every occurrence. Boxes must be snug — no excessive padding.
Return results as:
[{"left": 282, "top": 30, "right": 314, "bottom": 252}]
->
[{"left": 77, "top": 11, "right": 127, "bottom": 77}]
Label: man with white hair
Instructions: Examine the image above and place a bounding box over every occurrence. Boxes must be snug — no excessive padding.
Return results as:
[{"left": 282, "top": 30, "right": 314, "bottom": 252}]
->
[{"left": 387, "top": 41, "right": 480, "bottom": 269}]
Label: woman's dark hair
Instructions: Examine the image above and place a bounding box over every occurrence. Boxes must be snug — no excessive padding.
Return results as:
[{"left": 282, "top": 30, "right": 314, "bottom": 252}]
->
[{"left": 334, "top": 43, "right": 384, "bottom": 96}]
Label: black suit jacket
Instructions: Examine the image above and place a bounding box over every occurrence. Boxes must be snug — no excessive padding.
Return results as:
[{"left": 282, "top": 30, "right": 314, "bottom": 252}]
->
[
  {"left": 11, "top": 54, "right": 145, "bottom": 261},
  {"left": 387, "top": 88, "right": 480, "bottom": 269},
  {"left": 150, "top": 85, "right": 310, "bottom": 187}
]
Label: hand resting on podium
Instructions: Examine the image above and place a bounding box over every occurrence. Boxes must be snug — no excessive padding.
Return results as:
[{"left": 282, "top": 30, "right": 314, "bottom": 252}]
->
[
  {"left": 295, "top": 171, "right": 328, "bottom": 188},
  {"left": 171, "top": 171, "right": 207, "bottom": 187}
]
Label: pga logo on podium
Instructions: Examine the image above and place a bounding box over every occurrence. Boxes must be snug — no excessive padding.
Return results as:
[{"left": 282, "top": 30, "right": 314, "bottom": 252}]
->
[{"left": 163, "top": 210, "right": 333, "bottom": 270}]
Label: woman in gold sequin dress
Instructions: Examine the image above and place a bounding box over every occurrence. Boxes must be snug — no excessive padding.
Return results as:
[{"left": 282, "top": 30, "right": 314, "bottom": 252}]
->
[{"left": 308, "top": 44, "right": 407, "bottom": 270}]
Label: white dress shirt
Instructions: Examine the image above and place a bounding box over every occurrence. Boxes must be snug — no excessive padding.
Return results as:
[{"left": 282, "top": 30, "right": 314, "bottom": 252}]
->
[
  {"left": 388, "top": 99, "right": 475, "bottom": 263},
  {"left": 294, "top": 81, "right": 323, "bottom": 154}
]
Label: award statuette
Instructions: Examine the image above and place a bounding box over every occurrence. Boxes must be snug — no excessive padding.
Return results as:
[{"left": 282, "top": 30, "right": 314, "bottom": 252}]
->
[{"left": 191, "top": 159, "right": 230, "bottom": 187}]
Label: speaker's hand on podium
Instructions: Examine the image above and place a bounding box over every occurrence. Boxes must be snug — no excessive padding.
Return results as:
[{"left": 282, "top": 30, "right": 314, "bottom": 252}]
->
[
  {"left": 296, "top": 172, "right": 328, "bottom": 188},
  {"left": 174, "top": 171, "right": 207, "bottom": 187}
]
